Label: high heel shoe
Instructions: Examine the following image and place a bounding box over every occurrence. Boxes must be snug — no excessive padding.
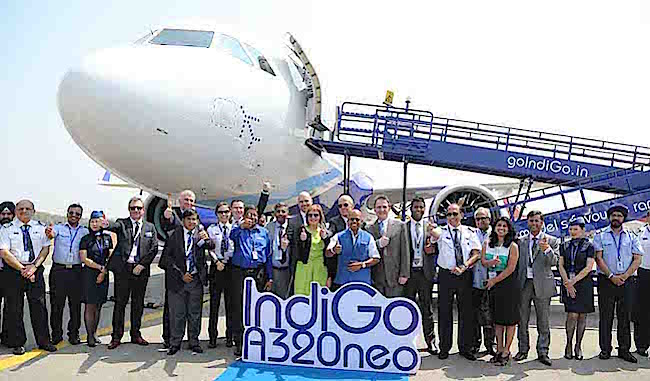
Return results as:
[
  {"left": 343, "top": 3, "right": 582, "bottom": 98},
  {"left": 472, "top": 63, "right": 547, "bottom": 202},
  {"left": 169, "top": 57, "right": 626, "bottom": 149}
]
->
[
  {"left": 498, "top": 352, "right": 511, "bottom": 366},
  {"left": 564, "top": 344, "right": 573, "bottom": 360},
  {"left": 88, "top": 336, "right": 96, "bottom": 347},
  {"left": 490, "top": 352, "right": 502, "bottom": 364},
  {"left": 574, "top": 344, "right": 583, "bottom": 360}
]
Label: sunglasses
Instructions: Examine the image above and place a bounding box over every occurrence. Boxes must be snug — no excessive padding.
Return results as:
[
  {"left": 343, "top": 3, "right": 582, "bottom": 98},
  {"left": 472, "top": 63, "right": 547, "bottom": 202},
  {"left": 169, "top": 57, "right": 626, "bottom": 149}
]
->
[
  {"left": 476, "top": 216, "right": 489, "bottom": 221},
  {"left": 129, "top": 206, "right": 144, "bottom": 211},
  {"left": 68, "top": 211, "right": 82, "bottom": 217},
  {"left": 338, "top": 203, "right": 350, "bottom": 208},
  {"left": 217, "top": 210, "right": 230, "bottom": 214},
  {"left": 446, "top": 212, "right": 460, "bottom": 217},
  {"left": 349, "top": 217, "right": 361, "bottom": 222},
  {"left": 308, "top": 213, "right": 320, "bottom": 218}
]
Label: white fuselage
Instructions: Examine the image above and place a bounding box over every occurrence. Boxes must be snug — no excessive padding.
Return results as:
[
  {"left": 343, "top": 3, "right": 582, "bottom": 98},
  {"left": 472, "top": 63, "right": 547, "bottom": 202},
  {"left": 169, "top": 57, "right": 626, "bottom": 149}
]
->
[{"left": 57, "top": 25, "right": 337, "bottom": 206}]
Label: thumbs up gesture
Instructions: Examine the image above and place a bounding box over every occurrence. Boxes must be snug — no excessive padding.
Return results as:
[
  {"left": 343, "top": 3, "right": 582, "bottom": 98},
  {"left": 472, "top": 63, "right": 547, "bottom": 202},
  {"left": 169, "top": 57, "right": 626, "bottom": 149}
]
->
[
  {"left": 45, "top": 223, "right": 55, "bottom": 239},
  {"left": 378, "top": 235, "right": 390, "bottom": 248},
  {"left": 539, "top": 236, "right": 550, "bottom": 252},
  {"left": 164, "top": 196, "right": 173, "bottom": 220},
  {"left": 334, "top": 242, "right": 342, "bottom": 254}
]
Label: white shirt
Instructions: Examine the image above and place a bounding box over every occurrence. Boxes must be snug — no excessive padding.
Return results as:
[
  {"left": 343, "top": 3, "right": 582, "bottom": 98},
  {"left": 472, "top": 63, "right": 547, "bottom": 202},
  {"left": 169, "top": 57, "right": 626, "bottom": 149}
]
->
[
  {"left": 272, "top": 220, "right": 289, "bottom": 262},
  {"left": 300, "top": 211, "right": 307, "bottom": 225},
  {"left": 410, "top": 219, "right": 424, "bottom": 267},
  {"left": 433, "top": 224, "right": 481, "bottom": 271},
  {"left": 183, "top": 227, "right": 197, "bottom": 274},
  {"left": 640, "top": 226, "right": 650, "bottom": 270},
  {"left": 327, "top": 230, "right": 381, "bottom": 259},
  {"left": 207, "top": 222, "right": 233, "bottom": 262},
  {"left": 127, "top": 218, "right": 143, "bottom": 264},
  {"left": 0, "top": 220, "right": 51, "bottom": 264}
]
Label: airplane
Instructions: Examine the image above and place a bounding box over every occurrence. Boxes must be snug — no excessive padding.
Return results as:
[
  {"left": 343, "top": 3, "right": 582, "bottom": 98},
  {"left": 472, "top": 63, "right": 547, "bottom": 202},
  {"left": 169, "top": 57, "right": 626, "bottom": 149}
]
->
[{"left": 57, "top": 21, "right": 518, "bottom": 238}]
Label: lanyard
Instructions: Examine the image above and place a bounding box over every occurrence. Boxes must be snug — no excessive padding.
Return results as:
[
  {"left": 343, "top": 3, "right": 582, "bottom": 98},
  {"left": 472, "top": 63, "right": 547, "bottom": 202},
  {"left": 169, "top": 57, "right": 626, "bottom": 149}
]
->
[
  {"left": 68, "top": 225, "right": 80, "bottom": 253},
  {"left": 569, "top": 239, "right": 580, "bottom": 271},
  {"left": 609, "top": 231, "right": 624, "bottom": 263},
  {"left": 95, "top": 233, "right": 104, "bottom": 253},
  {"left": 414, "top": 222, "right": 422, "bottom": 250}
]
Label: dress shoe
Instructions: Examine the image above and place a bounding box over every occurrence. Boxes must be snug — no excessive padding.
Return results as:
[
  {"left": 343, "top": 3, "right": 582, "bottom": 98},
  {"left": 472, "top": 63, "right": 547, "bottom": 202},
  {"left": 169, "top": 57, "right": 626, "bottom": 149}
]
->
[
  {"left": 438, "top": 351, "right": 449, "bottom": 360},
  {"left": 487, "top": 345, "right": 497, "bottom": 357},
  {"left": 461, "top": 351, "right": 477, "bottom": 361},
  {"left": 470, "top": 347, "right": 479, "bottom": 355},
  {"left": 598, "top": 351, "right": 611, "bottom": 360},
  {"left": 167, "top": 346, "right": 180, "bottom": 355},
  {"left": 69, "top": 336, "right": 81, "bottom": 345},
  {"left": 618, "top": 352, "right": 638, "bottom": 363},
  {"left": 131, "top": 337, "right": 149, "bottom": 346},
  {"left": 162, "top": 341, "right": 170, "bottom": 349},
  {"left": 489, "top": 352, "right": 502, "bottom": 364},
  {"left": 208, "top": 341, "right": 217, "bottom": 349},
  {"left": 51, "top": 337, "right": 63, "bottom": 346},
  {"left": 39, "top": 344, "right": 58, "bottom": 352},
  {"left": 427, "top": 340, "right": 439, "bottom": 355},
  {"left": 191, "top": 345, "right": 204, "bottom": 354},
  {"left": 538, "top": 355, "right": 552, "bottom": 366},
  {"left": 226, "top": 339, "right": 234, "bottom": 348},
  {"left": 13, "top": 346, "right": 26, "bottom": 355},
  {"left": 108, "top": 340, "right": 121, "bottom": 350},
  {"left": 513, "top": 352, "right": 528, "bottom": 361},
  {"left": 636, "top": 349, "right": 648, "bottom": 357}
]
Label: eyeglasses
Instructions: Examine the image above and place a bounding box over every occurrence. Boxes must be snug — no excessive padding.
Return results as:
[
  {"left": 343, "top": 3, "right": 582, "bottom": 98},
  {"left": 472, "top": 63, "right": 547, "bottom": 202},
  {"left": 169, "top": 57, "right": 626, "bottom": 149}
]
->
[
  {"left": 476, "top": 216, "right": 489, "bottom": 221},
  {"left": 349, "top": 217, "right": 361, "bottom": 222},
  {"left": 68, "top": 211, "right": 82, "bottom": 217},
  {"left": 338, "top": 203, "right": 350, "bottom": 208},
  {"left": 217, "top": 210, "right": 230, "bottom": 214},
  {"left": 308, "top": 213, "right": 320, "bottom": 218},
  {"left": 129, "top": 206, "right": 144, "bottom": 211},
  {"left": 446, "top": 212, "right": 460, "bottom": 217}
]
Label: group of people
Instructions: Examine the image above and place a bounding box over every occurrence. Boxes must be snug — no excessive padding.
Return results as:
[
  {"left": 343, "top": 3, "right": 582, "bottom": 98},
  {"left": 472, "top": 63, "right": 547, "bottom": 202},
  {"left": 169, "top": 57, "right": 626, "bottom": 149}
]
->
[{"left": 0, "top": 191, "right": 649, "bottom": 369}]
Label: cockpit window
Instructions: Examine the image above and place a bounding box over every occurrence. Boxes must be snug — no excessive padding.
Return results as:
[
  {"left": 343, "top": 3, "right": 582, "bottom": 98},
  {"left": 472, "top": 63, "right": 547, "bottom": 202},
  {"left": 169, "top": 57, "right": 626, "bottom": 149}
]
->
[
  {"left": 213, "top": 34, "right": 253, "bottom": 65},
  {"left": 150, "top": 29, "right": 214, "bottom": 48},
  {"left": 133, "top": 31, "right": 155, "bottom": 45},
  {"left": 243, "top": 43, "right": 276, "bottom": 76}
]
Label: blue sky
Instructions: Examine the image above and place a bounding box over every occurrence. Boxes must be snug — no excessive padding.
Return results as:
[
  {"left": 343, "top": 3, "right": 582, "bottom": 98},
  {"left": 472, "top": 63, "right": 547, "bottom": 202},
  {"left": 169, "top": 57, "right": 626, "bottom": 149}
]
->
[{"left": 2, "top": 1, "right": 649, "bottom": 217}]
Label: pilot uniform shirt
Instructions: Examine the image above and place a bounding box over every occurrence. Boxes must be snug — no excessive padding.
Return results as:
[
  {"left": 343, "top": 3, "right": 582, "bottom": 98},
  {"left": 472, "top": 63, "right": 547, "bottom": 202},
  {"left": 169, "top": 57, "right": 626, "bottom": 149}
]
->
[
  {"left": 472, "top": 227, "right": 491, "bottom": 289},
  {"left": 0, "top": 221, "right": 12, "bottom": 270},
  {"left": 207, "top": 222, "right": 234, "bottom": 263},
  {"left": 51, "top": 223, "right": 89, "bottom": 265},
  {"left": 433, "top": 225, "right": 481, "bottom": 272},
  {"left": 593, "top": 226, "right": 643, "bottom": 276},
  {"left": 229, "top": 224, "right": 273, "bottom": 280},
  {"left": 0, "top": 219, "right": 51, "bottom": 265},
  {"left": 640, "top": 226, "right": 650, "bottom": 271}
]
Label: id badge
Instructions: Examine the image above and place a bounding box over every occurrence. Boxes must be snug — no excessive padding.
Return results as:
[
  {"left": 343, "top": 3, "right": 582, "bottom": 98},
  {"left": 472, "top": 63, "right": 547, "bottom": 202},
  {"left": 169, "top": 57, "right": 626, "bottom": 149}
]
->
[
  {"left": 527, "top": 266, "right": 534, "bottom": 279},
  {"left": 488, "top": 271, "right": 497, "bottom": 279},
  {"left": 273, "top": 248, "right": 282, "bottom": 260},
  {"left": 252, "top": 250, "right": 259, "bottom": 260},
  {"left": 413, "top": 258, "right": 422, "bottom": 268},
  {"left": 617, "top": 260, "right": 625, "bottom": 272}
]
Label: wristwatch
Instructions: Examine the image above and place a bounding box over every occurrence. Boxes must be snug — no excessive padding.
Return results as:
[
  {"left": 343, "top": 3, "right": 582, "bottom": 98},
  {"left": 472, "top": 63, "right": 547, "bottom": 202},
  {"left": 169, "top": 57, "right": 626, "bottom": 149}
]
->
[
  {"left": 608, "top": 273, "right": 614, "bottom": 279},
  {"left": 362, "top": 262, "right": 367, "bottom": 269}
]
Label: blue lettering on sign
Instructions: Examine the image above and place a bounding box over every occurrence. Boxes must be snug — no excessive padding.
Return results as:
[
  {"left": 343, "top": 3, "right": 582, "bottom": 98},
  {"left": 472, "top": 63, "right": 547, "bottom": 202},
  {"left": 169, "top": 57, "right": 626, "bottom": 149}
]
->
[{"left": 242, "top": 278, "right": 422, "bottom": 374}]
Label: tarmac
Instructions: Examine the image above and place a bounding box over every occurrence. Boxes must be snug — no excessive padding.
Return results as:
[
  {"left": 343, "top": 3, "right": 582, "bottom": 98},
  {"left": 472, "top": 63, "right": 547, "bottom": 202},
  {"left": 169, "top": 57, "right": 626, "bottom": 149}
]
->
[{"left": 1, "top": 256, "right": 650, "bottom": 380}]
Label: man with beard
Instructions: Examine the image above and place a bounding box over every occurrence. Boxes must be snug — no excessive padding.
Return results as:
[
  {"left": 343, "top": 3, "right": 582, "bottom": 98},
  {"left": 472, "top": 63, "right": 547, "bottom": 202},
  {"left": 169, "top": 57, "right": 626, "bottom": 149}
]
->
[
  {"left": 0, "top": 201, "right": 15, "bottom": 346},
  {"left": 594, "top": 204, "right": 643, "bottom": 363}
]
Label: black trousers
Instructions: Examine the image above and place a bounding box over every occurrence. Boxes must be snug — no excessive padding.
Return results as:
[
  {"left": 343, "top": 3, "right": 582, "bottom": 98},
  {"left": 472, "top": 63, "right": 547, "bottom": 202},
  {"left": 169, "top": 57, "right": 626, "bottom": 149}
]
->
[
  {"left": 598, "top": 274, "right": 638, "bottom": 354},
  {"left": 471, "top": 287, "right": 495, "bottom": 351},
  {"left": 231, "top": 266, "right": 266, "bottom": 344},
  {"left": 438, "top": 269, "right": 473, "bottom": 354},
  {"left": 162, "top": 281, "right": 170, "bottom": 344},
  {"left": 209, "top": 264, "right": 233, "bottom": 342},
  {"left": 404, "top": 269, "right": 436, "bottom": 344},
  {"left": 48, "top": 264, "right": 82, "bottom": 341},
  {"left": 4, "top": 266, "right": 52, "bottom": 348},
  {"left": 0, "top": 268, "right": 8, "bottom": 345},
  {"left": 636, "top": 268, "right": 650, "bottom": 351},
  {"left": 111, "top": 269, "right": 149, "bottom": 341}
]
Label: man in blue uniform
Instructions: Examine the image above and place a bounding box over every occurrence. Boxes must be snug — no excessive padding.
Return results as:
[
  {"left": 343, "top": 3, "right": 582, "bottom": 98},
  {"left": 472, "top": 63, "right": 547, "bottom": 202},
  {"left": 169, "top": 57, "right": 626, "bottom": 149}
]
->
[
  {"left": 229, "top": 205, "right": 273, "bottom": 357},
  {"left": 594, "top": 204, "right": 643, "bottom": 363}
]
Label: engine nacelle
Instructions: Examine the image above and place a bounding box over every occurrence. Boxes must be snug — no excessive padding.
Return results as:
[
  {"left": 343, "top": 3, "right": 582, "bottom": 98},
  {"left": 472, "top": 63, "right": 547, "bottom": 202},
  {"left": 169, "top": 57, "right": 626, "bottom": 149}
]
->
[{"left": 429, "top": 184, "right": 503, "bottom": 226}]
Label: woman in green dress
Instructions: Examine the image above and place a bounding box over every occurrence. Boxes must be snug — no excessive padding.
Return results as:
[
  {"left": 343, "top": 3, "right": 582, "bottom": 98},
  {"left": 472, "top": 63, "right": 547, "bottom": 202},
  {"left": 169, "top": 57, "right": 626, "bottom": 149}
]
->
[{"left": 292, "top": 204, "right": 331, "bottom": 295}]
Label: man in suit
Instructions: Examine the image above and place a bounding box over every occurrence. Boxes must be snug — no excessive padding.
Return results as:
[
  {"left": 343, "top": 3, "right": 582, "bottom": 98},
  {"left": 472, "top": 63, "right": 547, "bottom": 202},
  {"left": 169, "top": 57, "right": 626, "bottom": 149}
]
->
[
  {"left": 159, "top": 209, "right": 214, "bottom": 355},
  {"left": 404, "top": 196, "right": 438, "bottom": 354},
  {"left": 514, "top": 210, "right": 560, "bottom": 366},
  {"left": 267, "top": 203, "right": 291, "bottom": 298},
  {"left": 366, "top": 195, "right": 409, "bottom": 297},
  {"left": 103, "top": 196, "right": 159, "bottom": 350},
  {"left": 328, "top": 194, "right": 354, "bottom": 234}
]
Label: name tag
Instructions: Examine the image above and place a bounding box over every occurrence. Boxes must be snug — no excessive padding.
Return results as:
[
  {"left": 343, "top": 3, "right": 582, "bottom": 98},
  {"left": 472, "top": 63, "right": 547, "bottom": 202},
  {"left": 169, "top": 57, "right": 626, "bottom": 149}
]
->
[
  {"left": 617, "top": 260, "right": 625, "bottom": 272},
  {"left": 252, "top": 250, "right": 259, "bottom": 260},
  {"left": 412, "top": 258, "right": 422, "bottom": 267},
  {"left": 145, "top": 232, "right": 153, "bottom": 238},
  {"left": 527, "top": 267, "right": 534, "bottom": 279}
]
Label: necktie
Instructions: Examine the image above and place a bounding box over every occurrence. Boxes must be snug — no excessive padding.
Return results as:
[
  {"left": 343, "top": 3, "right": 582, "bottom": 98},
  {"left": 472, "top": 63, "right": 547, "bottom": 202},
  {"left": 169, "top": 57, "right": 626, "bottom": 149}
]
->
[
  {"left": 133, "top": 221, "right": 141, "bottom": 261},
  {"left": 279, "top": 224, "right": 286, "bottom": 264},
  {"left": 220, "top": 224, "right": 229, "bottom": 256},
  {"left": 187, "top": 233, "right": 195, "bottom": 273},
  {"left": 22, "top": 225, "right": 35, "bottom": 262},
  {"left": 453, "top": 228, "right": 463, "bottom": 267},
  {"left": 415, "top": 222, "right": 421, "bottom": 244},
  {"left": 379, "top": 220, "right": 385, "bottom": 236}
]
